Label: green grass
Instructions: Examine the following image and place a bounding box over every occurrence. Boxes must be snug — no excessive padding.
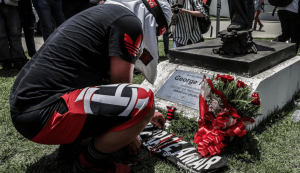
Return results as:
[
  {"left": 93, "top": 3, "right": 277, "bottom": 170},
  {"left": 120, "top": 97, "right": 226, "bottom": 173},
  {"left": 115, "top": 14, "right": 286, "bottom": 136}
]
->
[
  {"left": 1, "top": 39, "right": 300, "bottom": 172},
  {"left": 24, "top": 51, "right": 30, "bottom": 59}
]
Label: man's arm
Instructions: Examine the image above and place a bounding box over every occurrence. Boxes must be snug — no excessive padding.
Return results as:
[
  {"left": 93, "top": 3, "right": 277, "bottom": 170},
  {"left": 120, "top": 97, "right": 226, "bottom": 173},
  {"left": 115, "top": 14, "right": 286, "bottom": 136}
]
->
[
  {"left": 110, "top": 56, "right": 134, "bottom": 84},
  {"left": 178, "top": 9, "right": 204, "bottom": 17},
  {"left": 176, "top": 0, "right": 205, "bottom": 18}
]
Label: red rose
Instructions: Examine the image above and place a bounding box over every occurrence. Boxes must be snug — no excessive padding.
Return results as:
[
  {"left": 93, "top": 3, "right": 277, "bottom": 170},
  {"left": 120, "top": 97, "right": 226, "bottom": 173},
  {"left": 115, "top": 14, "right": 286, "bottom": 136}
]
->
[
  {"left": 251, "top": 92, "right": 261, "bottom": 105},
  {"left": 216, "top": 74, "right": 234, "bottom": 83},
  {"left": 237, "top": 80, "right": 247, "bottom": 88}
]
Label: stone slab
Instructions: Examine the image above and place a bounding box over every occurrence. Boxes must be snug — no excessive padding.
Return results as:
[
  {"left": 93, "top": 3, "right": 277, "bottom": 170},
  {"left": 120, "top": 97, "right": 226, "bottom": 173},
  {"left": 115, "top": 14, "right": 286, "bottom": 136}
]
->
[
  {"left": 142, "top": 56, "right": 300, "bottom": 131},
  {"left": 169, "top": 39, "right": 296, "bottom": 77}
]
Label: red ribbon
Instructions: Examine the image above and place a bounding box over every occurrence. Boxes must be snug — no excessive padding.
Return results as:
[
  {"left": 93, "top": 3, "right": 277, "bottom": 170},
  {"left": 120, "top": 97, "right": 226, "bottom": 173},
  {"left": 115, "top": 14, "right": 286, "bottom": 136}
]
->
[
  {"left": 195, "top": 76, "right": 255, "bottom": 158},
  {"left": 193, "top": 127, "right": 226, "bottom": 158}
]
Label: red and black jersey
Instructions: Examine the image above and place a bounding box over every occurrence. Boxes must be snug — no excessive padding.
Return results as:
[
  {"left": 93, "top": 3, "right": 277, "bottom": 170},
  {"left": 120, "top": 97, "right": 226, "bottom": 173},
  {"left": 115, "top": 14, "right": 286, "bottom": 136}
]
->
[{"left": 10, "top": 4, "right": 143, "bottom": 116}]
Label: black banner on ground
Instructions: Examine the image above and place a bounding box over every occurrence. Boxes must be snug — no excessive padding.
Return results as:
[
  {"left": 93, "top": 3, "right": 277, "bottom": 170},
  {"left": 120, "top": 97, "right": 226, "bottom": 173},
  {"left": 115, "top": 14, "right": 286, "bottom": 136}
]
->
[{"left": 139, "top": 124, "right": 229, "bottom": 173}]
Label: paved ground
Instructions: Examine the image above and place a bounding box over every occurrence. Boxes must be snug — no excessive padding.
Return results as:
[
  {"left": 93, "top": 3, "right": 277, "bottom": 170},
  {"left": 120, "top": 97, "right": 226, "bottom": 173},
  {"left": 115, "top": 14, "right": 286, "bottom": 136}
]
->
[
  {"left": 158, "top": 20, "right": 282, "bottom": 39},
  {"left": 202, "top": 20, "right": 282, "bottom": 38},
  {"left": 22, "top": 20, "right": 282, "bottom": 52}
]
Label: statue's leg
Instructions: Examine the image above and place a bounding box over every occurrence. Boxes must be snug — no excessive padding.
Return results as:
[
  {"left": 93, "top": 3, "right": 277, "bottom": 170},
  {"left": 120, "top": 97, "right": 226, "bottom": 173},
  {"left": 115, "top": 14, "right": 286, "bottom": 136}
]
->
[{"left": 227, "top": 0, "right": 249, "bottom": 31}]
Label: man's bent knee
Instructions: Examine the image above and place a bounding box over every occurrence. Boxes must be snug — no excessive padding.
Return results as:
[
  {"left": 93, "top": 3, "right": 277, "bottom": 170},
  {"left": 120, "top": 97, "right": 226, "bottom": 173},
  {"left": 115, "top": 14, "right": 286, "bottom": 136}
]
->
[{"left": 108, "top": 84, "right": 155, "bottom": 132}]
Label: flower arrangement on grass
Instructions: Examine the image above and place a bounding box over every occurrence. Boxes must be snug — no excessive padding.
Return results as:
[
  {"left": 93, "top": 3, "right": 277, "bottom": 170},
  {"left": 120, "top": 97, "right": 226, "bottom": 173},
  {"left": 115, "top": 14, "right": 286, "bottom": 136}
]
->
[{"left": 193, "top": 74, "right": 262, "bottom": 158}]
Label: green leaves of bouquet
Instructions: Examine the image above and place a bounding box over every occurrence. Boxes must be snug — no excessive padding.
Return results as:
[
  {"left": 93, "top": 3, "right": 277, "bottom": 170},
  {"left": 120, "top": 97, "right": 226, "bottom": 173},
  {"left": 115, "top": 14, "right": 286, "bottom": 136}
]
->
[{"left": 212, "top": 74, "right": 262, "bottom": 118}]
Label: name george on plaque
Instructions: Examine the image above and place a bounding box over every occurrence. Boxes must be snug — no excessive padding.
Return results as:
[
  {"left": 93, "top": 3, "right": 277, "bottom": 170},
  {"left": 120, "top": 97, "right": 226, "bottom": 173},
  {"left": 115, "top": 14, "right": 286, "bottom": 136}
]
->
[{"left": 156, "top": 70, "right": 210, "bottom": 110}]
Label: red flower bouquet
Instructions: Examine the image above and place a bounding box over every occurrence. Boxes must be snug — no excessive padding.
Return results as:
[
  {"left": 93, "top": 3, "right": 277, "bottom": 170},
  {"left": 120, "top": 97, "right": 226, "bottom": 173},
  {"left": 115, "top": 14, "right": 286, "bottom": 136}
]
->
[
  {"left": 251, "top": 92, "right": 261, "bottom": 105},
  {"left": 237, "top": 80, "right": 247, "bottom": 88},
  {"left": 216, "top": 74, "right": 234, "bottom": 83},
  {"left": 193, "top": 75, "right": 262, "bottom": 158}
]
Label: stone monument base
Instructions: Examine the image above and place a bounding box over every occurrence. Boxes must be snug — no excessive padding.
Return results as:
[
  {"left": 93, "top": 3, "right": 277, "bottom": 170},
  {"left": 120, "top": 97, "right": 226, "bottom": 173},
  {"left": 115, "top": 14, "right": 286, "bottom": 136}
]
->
[
  {"left": 141, "top": 56, "right": 300, "bottom": 131},
  {"left": 169, "top": 39, "right": 296, "bottom": 77}
]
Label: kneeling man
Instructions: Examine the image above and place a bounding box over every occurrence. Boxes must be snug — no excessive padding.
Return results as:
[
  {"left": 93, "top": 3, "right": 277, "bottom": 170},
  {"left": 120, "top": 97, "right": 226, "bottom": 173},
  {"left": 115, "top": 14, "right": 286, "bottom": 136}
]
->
[{"left": 9, "top": 0, "right": 171, "bottom": 172}]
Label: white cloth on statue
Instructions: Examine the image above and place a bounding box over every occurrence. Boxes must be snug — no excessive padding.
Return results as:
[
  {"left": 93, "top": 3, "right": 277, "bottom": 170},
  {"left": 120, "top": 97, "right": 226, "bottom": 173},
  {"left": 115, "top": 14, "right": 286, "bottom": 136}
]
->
[{"left": 105, "top": 0, "right": 172, "bottom": 84}]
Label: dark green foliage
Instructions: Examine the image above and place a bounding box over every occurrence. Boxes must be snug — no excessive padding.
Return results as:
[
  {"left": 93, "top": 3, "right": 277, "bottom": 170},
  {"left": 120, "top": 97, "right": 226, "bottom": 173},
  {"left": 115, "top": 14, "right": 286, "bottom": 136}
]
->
[
  {"left": 211, "top": 74, "right": 262, "bottom": 119},
  {"left": 132, "top": 73, "right": 145, "bottom": 84},
  {"left": 166, "top": 112, "right": 198, "bottom": 146}
]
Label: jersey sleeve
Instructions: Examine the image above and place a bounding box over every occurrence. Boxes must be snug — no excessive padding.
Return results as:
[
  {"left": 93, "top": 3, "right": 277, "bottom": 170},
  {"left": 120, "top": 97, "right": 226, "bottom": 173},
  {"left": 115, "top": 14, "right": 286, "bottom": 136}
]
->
[
  {"left": 108, "top": 15, "right": 143, "bottom": 64},
  {"left": 193, "top": 0, "right": 206, "bottom": 16}
]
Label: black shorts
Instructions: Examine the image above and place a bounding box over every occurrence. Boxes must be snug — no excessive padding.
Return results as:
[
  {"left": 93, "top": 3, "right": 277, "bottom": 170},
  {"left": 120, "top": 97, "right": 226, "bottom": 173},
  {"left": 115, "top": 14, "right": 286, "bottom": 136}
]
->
[{"left": 12, "top": 84, "right": 154, "bottom": 144}]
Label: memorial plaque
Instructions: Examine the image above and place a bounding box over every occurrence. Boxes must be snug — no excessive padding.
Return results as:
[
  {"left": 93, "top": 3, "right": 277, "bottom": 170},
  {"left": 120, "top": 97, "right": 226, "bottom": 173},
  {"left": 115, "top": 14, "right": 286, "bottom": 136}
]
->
[{"left": 156, "top": 70, "right": 210, "bottom": 110}]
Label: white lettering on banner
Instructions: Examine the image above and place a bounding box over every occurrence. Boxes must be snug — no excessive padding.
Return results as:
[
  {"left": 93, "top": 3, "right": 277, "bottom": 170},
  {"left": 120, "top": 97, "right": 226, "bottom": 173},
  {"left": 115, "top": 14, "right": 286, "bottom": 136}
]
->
[
  {"left": 156, "top": 137, "right": 188, "bottom": 153},
  {"left": 198, "top": 156, "right": 222, "bottom": 170},
  {"left": 148, "top": 134, "right": 172, "bottom": 146},
  {"left": 163, "top": 151, "right": 171, "bottom": 157},
  {"left": 187, "top": 158, "right": 208, "bottom": 170},
  {"left": 184, "top": 157, "right": 199, "bottom": 164},
  {"left": 179, "top": 153, "right": 199, "bottom": 164},
  {"left": 140, "top": 131, "right": 153, "bottom": 136},
  {"left": 161, "top": 140, "right": 187, "bottom": 153},
  {"left": 153, "top": 131, "right": 168, "bottom": 138},
  {"left": 179, "top": 153, "right": 196, "bottom": 160},
  {"left": 175, "top": 139, "right": 188, "bottom": 145},
  {"left": 177, "top": 162, "right": 198, "bottom": 173},
  {"left": 140, "top": 128, "right": 161, "bottom": 137},
  {"left": 183, "top": 157, "right": 199, "bottom": 165},
  {"left": 145, "top": 132, "right": 167, "bottom": 145},
  {"left": 146, "top": 137, "right": 161, "bottom": 146},
  {"left": 162, "top": 137, "right": 188, "bottom": 151},
  {"left": 173, "top": 147, "right": 196, "bottom": 158},
  {"left": 161, "top": 143, "right": 179, "bottom": 152}
]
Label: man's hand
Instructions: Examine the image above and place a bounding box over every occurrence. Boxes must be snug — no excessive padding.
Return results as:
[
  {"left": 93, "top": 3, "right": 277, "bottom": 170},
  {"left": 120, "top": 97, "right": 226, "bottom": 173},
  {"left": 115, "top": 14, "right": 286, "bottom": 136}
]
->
[
  {"left": 99, "top": 0, "right": 105, "bottom": 4},
  {"left": 126, "top": 137, "right": 141, "bottom": 156},
  {"left": 177, "top": 8, "right": 186, "bottom": 15},
  {"left": 151, "top": 111, "right": 165, "bottom": 128}
]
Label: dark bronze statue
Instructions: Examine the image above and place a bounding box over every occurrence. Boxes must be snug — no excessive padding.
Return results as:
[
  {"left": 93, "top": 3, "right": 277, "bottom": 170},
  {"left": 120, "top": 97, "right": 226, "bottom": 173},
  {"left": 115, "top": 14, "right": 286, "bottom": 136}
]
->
[{"left": 212, "top": 0, "right": 257, "bottom": 55}]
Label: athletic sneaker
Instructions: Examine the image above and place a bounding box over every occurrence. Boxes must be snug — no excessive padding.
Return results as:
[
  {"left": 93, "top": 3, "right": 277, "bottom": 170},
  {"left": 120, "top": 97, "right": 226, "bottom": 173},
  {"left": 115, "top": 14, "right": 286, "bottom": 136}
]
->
[
  {"left": 73, "top": 155, "right": 131, "bottom": 173},
  {"left": 259, "top": 25, "right": 264, "bottom": 30}
]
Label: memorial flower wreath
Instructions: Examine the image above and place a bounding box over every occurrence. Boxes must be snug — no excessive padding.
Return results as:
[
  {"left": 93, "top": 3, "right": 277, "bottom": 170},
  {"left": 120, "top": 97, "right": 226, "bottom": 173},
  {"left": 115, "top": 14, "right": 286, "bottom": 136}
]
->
[{"left": 193, "top": 74, "right": 262, "bottom": 158}]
